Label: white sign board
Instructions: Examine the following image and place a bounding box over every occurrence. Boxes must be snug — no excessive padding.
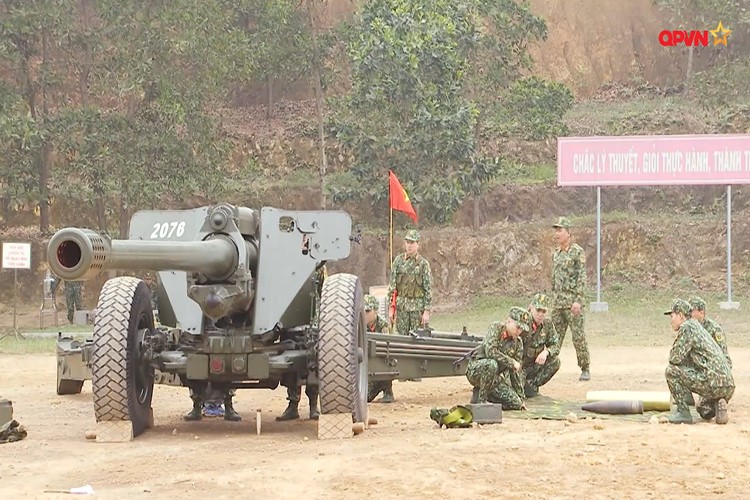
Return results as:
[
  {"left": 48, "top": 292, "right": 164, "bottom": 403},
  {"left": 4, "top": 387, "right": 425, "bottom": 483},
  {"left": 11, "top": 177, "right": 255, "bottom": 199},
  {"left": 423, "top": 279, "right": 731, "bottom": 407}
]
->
[{"left": 2, "top": 242, "right": 32, "bottom": 269}]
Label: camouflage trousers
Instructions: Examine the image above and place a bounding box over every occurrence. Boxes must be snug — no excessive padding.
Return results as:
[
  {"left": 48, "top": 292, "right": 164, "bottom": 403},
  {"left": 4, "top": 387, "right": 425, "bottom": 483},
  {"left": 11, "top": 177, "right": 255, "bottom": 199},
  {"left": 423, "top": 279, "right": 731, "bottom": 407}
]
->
[
  {"left": 523, "top": 355, "right": 561, "bottom": 392},
  {"left": 551, "top": 308, "right": 590, "bottom": 370},
  {"left": 286, "top": 383, "right": 318, "bottom": 405},
  {"left": 395, "top": 309, "right": 422, "bottom": 335},
  {"left": 64, "top": 286, "right": 83, "bottom": 324},
  {"left": 466, "top": 359, "right": 524, "bottom": 410},
  {"left": 189, "top": 384, "right": 236, "bottom": 403},
  {"left": 665, "top": 364, "right": 735, "bottom": 413}
]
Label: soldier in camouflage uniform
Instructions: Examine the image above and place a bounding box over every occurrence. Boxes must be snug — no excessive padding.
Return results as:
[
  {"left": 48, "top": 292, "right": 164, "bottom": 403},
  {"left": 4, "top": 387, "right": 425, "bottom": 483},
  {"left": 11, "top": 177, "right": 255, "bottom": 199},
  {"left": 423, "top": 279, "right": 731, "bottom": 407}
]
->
[
  {"left": 276, "top": 266, "right": 328, "bottom": 421},
  {"left": 387, "top": 230, "right": 432, "bottom": 335},
  {"left": 52, "top": 278, "right": 83, "bottom": 324},
  {"left": 465, "top": 307, "right": 530, "bottom": 409},
  {"left": 143, "top": 272, "right": 158, "bottom": 310},
  {"left": 688, "top": 296, "right": 731, "bottom": 367},
  {"left": 364, "top": 294, "right": 395, "bottom": 403},
  {"left": 184, "top": 383, "right": 242, "bottom": 421},
  {"left": 550, "top": 217, "right": 591, "bottom": 381},
  {"left": 522, "top": 293, "right": 561, "bottom": 398},
  {"left": 664, "top": 299, "right": 734, "bottom": 425}
]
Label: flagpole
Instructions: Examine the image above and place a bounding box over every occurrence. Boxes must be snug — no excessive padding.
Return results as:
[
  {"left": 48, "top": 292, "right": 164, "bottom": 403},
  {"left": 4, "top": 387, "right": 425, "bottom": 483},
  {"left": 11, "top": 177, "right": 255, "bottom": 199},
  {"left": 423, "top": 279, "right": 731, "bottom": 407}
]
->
[{"left": 389, "top": 207, "right": 393, "bottom": 268}]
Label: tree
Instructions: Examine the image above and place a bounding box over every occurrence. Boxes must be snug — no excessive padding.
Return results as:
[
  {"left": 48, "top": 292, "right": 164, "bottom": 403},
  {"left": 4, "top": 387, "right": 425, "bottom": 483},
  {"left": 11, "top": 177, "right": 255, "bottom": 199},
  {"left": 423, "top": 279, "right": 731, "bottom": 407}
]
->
[
  {"left": 334, "top": 0, "right": 482, "bottom": 224},
  {"left": 654, "top": 0, "right": 748, "bottom": 92},
  {"left": 50, "top": 0, "right": 250, "bottom": 236},
  {"left": 0, "top": 0, "right": 71, "bottom": 232},
  {"left": 463, "top": 0, "right": 548, "bottom": 229}
]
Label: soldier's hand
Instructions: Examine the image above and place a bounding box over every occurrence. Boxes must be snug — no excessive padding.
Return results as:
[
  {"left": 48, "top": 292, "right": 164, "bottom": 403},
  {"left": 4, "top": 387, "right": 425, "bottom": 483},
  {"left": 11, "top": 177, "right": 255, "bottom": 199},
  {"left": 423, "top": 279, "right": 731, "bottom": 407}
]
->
[
  {"left": 512, "top": 360, "right": 521, "bottom": 372},
  {"left": 571, "top": 302, "right": 582, "bottom": 316},
  {"left": 535, "top": 349, "right": 548, "bottom": 365},
  {"left": 421, "top": 310, "right": 430, "bottom": 325}
]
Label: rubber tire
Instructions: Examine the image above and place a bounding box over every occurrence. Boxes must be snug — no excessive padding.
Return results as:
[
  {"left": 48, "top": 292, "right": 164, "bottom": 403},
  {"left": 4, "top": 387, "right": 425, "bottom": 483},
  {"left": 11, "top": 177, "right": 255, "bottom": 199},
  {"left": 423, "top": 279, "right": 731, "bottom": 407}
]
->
[
  {"left": 91, "top": 277, "right": 155, "bottom": 437},
  {"left": 317, "top": 273, "right": 368, "bottom": 423}
]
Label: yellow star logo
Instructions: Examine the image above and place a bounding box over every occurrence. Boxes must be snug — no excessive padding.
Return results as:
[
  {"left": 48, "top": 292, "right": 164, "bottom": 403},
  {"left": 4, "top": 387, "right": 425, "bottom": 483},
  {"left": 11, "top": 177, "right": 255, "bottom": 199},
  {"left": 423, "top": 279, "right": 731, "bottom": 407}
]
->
[{"left": 710, "top": 21, "right": 731, "bottom": 46}]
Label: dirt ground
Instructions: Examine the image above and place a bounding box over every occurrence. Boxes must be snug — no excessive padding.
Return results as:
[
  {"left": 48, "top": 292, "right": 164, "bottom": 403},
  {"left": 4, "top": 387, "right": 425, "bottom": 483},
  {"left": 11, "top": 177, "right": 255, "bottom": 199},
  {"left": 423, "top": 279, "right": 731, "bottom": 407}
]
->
[{"left": 1, "top": 345, "right": 749, "bottom": 500}]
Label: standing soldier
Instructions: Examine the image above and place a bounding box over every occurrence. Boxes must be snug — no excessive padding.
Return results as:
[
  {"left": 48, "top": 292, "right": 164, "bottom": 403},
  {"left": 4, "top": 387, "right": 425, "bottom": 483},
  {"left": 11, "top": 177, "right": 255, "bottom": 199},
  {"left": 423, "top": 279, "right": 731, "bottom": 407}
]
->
[
  {"left": 364, "top": 294, "right": 394, "bottom": 403},
  {"left": 387, "top": 229, "right": 432, "bottom": 335},
  {"left": 52, "top": 278, "right": 83, "bottom": 324},
  {"left": 550, "top": 216, "right": 591, "bottom": 381},
  {"left": 688, "top": 296, "right": 731, "bottom": 367},
  {"left": 664, "top": 299, "right": 734, "bottom": 425},
  {"left": 522, "top": 293, "right": 562, "bottom": 397},
  {"left": 276, "top": 265, "right": 327, "bottom": 421},
  {"left": 143, "top": 272, "right": 158, "bottom": 310},
  {"left": 466, "top": 306, "right": 530, "bottom": 409}
]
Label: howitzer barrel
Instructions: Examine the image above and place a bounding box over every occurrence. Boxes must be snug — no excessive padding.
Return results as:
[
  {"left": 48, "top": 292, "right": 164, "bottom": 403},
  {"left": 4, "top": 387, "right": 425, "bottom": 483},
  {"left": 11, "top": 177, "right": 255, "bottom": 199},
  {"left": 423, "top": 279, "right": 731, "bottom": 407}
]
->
[{"left": 47, "top": 228, "right": 239, "bottom": 281}]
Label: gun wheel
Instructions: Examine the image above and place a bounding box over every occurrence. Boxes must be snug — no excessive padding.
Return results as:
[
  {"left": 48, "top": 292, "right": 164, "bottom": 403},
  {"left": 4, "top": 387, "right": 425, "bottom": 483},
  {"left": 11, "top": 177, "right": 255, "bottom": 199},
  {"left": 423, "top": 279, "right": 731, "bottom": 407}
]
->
[
  {"left": 91, "top": 277, "right": 155, "bottom": 437},
  {"left": 318, "top": 273, "right": 368, "bottom": 423}
]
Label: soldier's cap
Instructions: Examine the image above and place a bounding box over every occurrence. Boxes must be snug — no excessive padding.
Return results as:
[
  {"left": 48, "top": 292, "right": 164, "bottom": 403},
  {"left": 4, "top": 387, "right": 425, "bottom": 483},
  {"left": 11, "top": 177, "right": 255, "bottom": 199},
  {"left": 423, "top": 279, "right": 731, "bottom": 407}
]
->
[
  {"left": 404, "top": 229, "right": 420, "bottom": 242},
  {"left": 552, "top": 217, "right": 572, "bottom": 229},
  {"left": 531, "top": 293, "right": 549, "bottom": 311},
  {"left": 508, "top": 306, "right": 531, "bottom": 333},
  {"left": 664, "top": 299, "right": 691, "bottom": 317},
  {"left": 688, "top": 296, "right": 707, "bottom": 311},
  {"left": 364, "top": 294, "right": 380, "bottom": 311}
]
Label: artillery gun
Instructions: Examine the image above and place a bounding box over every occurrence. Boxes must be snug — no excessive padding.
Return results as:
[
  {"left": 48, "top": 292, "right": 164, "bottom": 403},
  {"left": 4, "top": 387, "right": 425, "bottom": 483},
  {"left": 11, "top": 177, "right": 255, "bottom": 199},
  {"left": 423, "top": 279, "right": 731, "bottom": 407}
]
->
[{"left": 50, "top": 203, "right": 484, "bottom": 439}]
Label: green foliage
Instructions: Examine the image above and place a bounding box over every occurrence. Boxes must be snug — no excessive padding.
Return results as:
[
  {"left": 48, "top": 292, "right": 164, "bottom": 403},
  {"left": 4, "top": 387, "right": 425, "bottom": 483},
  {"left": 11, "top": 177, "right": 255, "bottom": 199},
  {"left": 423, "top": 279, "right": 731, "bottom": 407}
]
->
[
  {"left": 693, "top": 57, "right": 750, "bottom": 109},
  {"left": 232, "top": 0, "right": 313, "bottom": 85},
  {"left": 333, "top": 0, "right": 482, "bottom": 224},
  {"left": 493, "top": 76, "right": 574, "bottom": 140}
]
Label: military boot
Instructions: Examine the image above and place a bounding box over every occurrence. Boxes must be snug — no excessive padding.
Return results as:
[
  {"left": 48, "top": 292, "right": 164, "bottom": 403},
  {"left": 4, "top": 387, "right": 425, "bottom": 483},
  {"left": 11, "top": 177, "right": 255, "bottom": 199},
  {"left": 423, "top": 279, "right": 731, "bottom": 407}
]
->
[
  {"left": 715, "top": 398, "right": 729, "bottom": 425},
  {"left": 183, "top": 399, "right": 203, "bottom": 421},
  {"left": 524, "top": 384, "right": 539, "bottom": 398},
  {"left": 667, "top": 407, "right": 693, "bottom": 425},
  {"left": 306, "top": 385, "right": 320, "bottom": 420},
  {"left": 579, "top": 369, "right": 591, "bottom": 381},
  {"left": 381, "top": 382, "right": 394, "bottom": 403},
  {"left": 470, "top": 387, "right": 480, "bottom": 404},
  {"left": 276, "top": 385, "right": 301, "bottom": 421},
  {"left": 223, "top": 397, "right": 242, "bottom": 422}
]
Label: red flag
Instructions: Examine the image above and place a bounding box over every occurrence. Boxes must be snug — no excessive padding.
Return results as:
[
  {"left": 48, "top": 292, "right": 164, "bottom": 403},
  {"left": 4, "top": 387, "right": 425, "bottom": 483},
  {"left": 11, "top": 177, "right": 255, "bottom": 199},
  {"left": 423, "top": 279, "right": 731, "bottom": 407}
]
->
[{"left": 389, "top": 170, "right": 418, "bottom": 222}]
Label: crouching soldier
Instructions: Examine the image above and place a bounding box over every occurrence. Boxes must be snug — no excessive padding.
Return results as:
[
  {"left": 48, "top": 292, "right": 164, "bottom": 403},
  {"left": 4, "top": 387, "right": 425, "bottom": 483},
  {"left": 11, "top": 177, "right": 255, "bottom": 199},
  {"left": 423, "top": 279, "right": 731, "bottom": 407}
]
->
[
  {"left": 522, "top": 293, "right": 562, "bottom": 398},
  {"left": 466, "top": 307, "right": 530, "bottom": 410},
  {"left": 664, "top": 299, "right": 734, "bottom": 425},
  {"left": 364, "top": 294, "right": 394, "bottom": 403}
]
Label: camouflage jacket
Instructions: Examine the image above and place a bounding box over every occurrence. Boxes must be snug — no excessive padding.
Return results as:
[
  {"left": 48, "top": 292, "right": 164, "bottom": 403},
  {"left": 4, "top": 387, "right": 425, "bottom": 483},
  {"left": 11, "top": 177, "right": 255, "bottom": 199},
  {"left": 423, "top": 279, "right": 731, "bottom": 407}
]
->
[
  {"left": 700, "top": 317, "right": 732, "bottom": 368},
  {"left": 470, "top": 322, "right": 523, "bottom": 372},
  {"left": 367, "top": 316, "right": 389, "bottom": 334},
  {"left": 669, "top": 318, "right": 734, "bottom": 388},
  {"left": 521, "top": 317, "right": 560, "bottom": 367},
  {"left": 146, "top": 280, "right": 159, "bottom": 311},
  {"left": 387, "top": 252, "right": 432, "bottom": 312},
  {"left": 551, "top": 243, "right": 586, "bottom": 308}
]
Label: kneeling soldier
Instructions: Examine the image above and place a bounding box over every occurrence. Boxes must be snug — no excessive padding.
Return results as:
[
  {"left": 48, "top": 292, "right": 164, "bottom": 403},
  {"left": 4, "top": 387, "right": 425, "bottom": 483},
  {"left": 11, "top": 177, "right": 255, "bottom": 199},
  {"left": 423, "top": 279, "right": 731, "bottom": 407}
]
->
[
  {"left": 466, "top": 307, "right": 530, "bottom": 410},
  {"left": 522, "top": 293, "right": 561, "bottom": 397},
  {"left": 664, "top": 299, "right": 734, "bottom": 425}
]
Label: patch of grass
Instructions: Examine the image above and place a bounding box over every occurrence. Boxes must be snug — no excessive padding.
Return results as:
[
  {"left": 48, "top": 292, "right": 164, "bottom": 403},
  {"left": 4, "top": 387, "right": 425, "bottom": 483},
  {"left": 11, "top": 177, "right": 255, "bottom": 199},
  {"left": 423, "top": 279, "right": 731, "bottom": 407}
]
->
[
  {"left": 21, "top": 324, "right": 92, "bottom": 335},
  {"left": 430, "top": 285, "right": 750, "bottom": 349},
  {"left": 491, "top": 162, "right": 556, "bottom": 185},
  {"left": 0, "top": 337, "right": 59, "bottom": 355}
]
